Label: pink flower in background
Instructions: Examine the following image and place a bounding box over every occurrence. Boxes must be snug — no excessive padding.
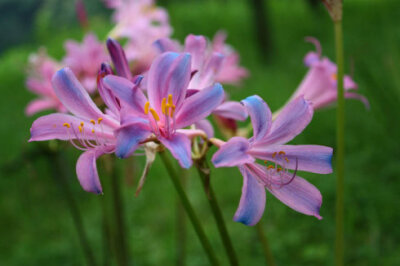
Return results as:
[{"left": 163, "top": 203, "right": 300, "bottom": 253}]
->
[
  {"left": 106, "top": 0, "right": 172, "bottom": 72},
  {"left": 211, "top": 31, "right": 249, "bottom": 85},
  {"left": 63, "top": 33, "right": 109, "bottom": 93},
  {"left": 29, "top": 67, "right": 122, "bottom": 194},
  {"left": 212, "top": 95, "right": 333, "bottom": 226},
  {"left": 103, "top": 52, "right": 224, "bottom": 168},
  {"left": 288, "top": 37, "right": 369, "bottom": 110},
  {"left": 25, "top": 49, "right": 66, "bottom": 116}
]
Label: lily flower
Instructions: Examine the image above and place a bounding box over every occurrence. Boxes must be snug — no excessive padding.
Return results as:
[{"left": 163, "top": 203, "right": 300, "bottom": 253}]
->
[
  {"left": 102, "top": 52, "right": 224, "bottom": 168},
  {"left": 63, "top": 33, "right": 109, "bottom": 93},
  {"left": 211, "top": 95, "right": 333, "bottom": 226},
  {"left": 29, "top": 67, "right": 123, "bottom": 194},
  {"left": 25, "top": 49, "right": 66, "bottom": 116},
  {"left": 286, "top": 37, "right": 369, "bottom": 111}
]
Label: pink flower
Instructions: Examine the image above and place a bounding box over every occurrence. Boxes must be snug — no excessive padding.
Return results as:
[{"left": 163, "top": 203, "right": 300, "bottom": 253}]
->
[
  {"left": 212, "top": 95, "right": 333, "bottom": 226},
  {"left": 25, "top": 49, "right": 66, "bottom": 116},
  {"left": 289, "top": 37, "right": 369, "bottom": 110},
  {"left": 63, "top": 33, "right": 109, "bottom": 93},
  {"left": 29, "top": 67, "right": 123, "bottom": 194},
  {"left": 103, "top": 52, "right": 225, "bottom": 168},
  {"left": 106, "top": 0, "right": 172, "bottom": 72},
  {"left": 211, "top": 31, "right": 249, "bottom": 85}
]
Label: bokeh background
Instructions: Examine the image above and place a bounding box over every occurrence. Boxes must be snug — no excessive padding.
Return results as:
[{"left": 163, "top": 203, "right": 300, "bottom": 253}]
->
[{"left": 0, "top": 0, "right": 399, "bottom": 265}]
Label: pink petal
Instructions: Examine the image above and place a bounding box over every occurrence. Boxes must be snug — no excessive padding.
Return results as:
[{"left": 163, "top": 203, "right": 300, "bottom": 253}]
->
[
  {"left": 29, "top": 113, "right": 114, "bottom": 142},
  {"left": 103, "top": 75, "right": 147, "bottom": 116},
  {"left": 213, "top": 101, "right": 248, "bottom": 121},
  {"left": 159, "top": 133, "right": 192, "bottom": 169},
  {"left": 114, "top": 121, "right": 151, "bottom": 158},
  {"left": 184, "top": 34, "right": 207, "bottom": 71},
  {"left": 153, "top": 38, "right": 180, "bottom": 53},
  {"left": 233, "top": 164, "right": 266, "bottom": 226},
  {"left": 147, "top": 52, "right": 191, "bottom": 114},
  {"left": 249, "top": 163, "right": 322, "bottom": 219},
  {"left": 106, "top": 38, "right": 132, "bottom": 80},
  {"left": 241, "top": 95, "right": 272, "bottom": 142},
  {"left": 175, "top": 83, "right": 224, "bottom": 129},
  {"left": 52, "top": 68, "right": 104, "bottom": 120},
  {"left": 249, "top": 144, "right": 333, "bottom": 174},
  {"left": 212, "top": 137, "right": 254, "bottom": 167},
  {"left": 76, "top": 148, "right": 106, "bottom": 194},
  {"left": 260, "top": 96, "right": 313, "bottom": 145}
]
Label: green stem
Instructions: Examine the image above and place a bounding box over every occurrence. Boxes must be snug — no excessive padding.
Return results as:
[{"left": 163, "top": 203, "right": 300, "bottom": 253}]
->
[
  {"left": 49, "top": 151, "right": 97, "bottom": 266},
  {"left": 255, "top": 223, "right": 276, "bottom": 266},
  {"left": 196, "top": 159, "right": 239, "bottom": 266},
  {"left": 159, "top": 151, "right": 219, "bottom": 266},
  {"left": 334, "top": 19, "right": 345, "bottom": 266},
  {"left": 110, "top": 160, "right": 129, "bottom": 266},
  {"left": 176, "top": 169, "right": 188, "bottom": 266}
]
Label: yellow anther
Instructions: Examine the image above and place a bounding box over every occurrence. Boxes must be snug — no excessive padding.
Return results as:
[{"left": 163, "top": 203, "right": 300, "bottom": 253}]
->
[
  {"left": 91, "top": 129, "right": 95, "bottom": 134},
  {"left": 161, "top": 98, "right": 167, "bottom": 114},
  {"left": 272, "top": 152, "right": 277, "bottom": 158},
  {"left": 149, "top": 108, "right": 160, "bottom": 121},
  {"left": 63, "top": 123, "right": 71, "bottom": 128},
  {"left": 144, "top": 101, "right": 150, "bottom": 114},
  {"left": 90, "top": 119, "right": 96, "bottom": 125},
  {"left": 279, "top": 151, "right": 286, "bottom": 156},
  {"left": 97, "top": 117, "right": 103, "bottom": 124},
  {"left": 168, "top": 94, "right": 173, "bottom": 105},
  {"left": 331, "top": 73, "right": 337, "bottom": 80},
  {"left": 170, "top": 105, "right": 176, "bottom": 118},
  {"left": 285, "top": 157, "right": 290, "bottom": 163},
  {"left": 78, "top": 126, "right": 83, "bottom": 133},
  {"left": 267, "top": 165, "right": 275, "bottom": 170},
  {"left": 277, "top": 167, "right": 282, "bottom": 172},
  {"left": 263, "top": 160, "right": 268, "bottom": 164},
  {"left": 80, "top": 122, "right": 84, "bottom": 127}
]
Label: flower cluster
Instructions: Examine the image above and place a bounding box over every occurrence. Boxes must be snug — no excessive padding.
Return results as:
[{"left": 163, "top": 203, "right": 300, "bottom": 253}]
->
[{"left": 27, "top": 0, "right": 367, "bottom": 226}]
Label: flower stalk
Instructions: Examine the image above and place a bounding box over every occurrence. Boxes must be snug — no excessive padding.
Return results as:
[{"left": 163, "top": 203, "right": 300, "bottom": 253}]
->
[
  {"left": 159, "top": 151, "right": 219, "bottom": 266},
  {"left": 195, "top": 158, "right": 239, "bottom": 266},
  {"left": 334, "top": 18, "right": 345, "bottom": 266},
  {"left": 255, "top": 223, "right": 276, "bottom": 266}
]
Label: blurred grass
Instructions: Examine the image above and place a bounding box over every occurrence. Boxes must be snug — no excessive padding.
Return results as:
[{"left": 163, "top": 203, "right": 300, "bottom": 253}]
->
[{"left": 0, "top": 0, "right": 400, "bottom": 265}]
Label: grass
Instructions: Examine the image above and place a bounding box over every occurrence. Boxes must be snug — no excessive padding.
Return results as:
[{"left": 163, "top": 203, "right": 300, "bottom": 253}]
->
[{"left": 0, "top": 0, "right": 399, "bottom": 265}]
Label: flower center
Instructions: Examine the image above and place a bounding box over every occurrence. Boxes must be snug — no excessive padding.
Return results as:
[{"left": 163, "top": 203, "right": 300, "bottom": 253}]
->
[
  {"left": 262, "top": 150, "right": 298, "bottom": 188},
  {"left": 144, "top": 93, "right": 176, "bottom": 137}
]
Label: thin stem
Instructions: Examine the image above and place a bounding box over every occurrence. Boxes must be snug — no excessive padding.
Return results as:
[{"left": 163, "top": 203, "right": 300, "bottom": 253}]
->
[
  {"left": 196, "top": 159, "right": 239, "bottom": 266},
  {"left": 159, "top": 151, "right": 219, "bottom": 266},
  {"left": 49, "top": 151, "right": 97, "bottom": 266},
  {"left": 176, "top": 169, "right": 188, "bottom": 266},
  {"left": 334, "top": 19, "right": 345, "bottom": 266},
  {"left": 110, "top": 159, "right": 129, "bottom": 266},
  {"left": 255, "top": 223, "right": 276, "bottom": 266}
]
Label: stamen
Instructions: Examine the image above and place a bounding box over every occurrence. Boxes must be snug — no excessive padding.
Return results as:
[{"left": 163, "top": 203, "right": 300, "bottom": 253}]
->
[
  {"left": 272, "top": 152, "right": 277, "bottom": 158},
  {"left": 277, "top": 167, "right": 282, "bottom": 172},
  {"left": 149, "top": 108, "right": 160, "bottom": 121},
  {"left": 281, "top": 158, "right": 298, "bottom": 186},
  {"left": 161, "top": 98, "right": 166, "bottom": 114},
  {"left": 78, "top": 125, "right": 83, "bottom": 133},
  {"left": 63, "top": 123, "right": 71, "bottom": 128},
  {"left": 97, "top": 117, "right": 103, "bottom": 124},
  {"left": 285, "top": 157, "right": 289, "bottom": 163},
  {"left": 90, "top": 119, "right": 96, "bottom": 125},
  {"left": 170, "top": 105, "right": 175, "bottom": 118},
  {"left": 267, "top": 165, "right": 274, "bottom": 170},
  {"left": 168, "top": 94, "right": 173, "bottom": 105},
  {"left": 144, "top": 101, "right": 150, "bottom": 114},
  {"left": 80, "top": 122, "right": 84, "bottom": 127},
  {"left": 278, "top": 151, "right": 286, "bottom": 156}
]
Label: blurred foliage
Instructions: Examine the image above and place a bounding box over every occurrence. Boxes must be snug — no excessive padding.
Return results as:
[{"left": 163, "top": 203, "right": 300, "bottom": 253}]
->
[{"left": 0, "top": 0, "right": 400, "bottom": 265}]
